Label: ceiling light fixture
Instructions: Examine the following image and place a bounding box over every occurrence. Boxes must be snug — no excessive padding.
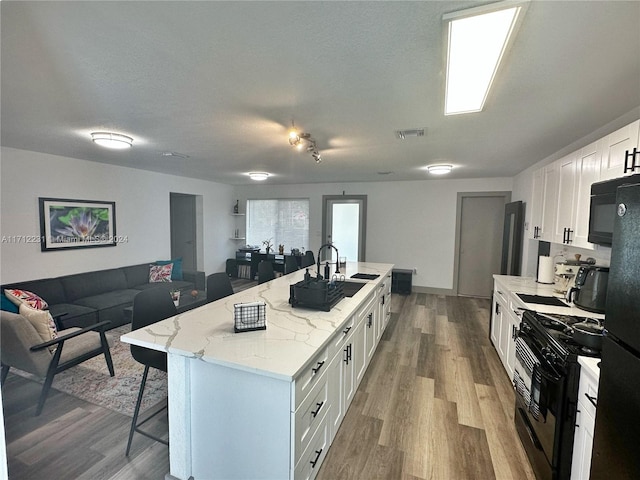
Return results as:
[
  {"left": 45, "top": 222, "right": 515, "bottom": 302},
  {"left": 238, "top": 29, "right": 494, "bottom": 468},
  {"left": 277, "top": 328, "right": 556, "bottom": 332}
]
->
[
  {"left": 91, "top": 131, "right": 133, "bottom": 149},
  {"left": 248, "top": 172, "right": 270, "bottom": 181},
  {"left": 427, "top": 164, "right": 453, "bottom": 175},
  {"left": 288, "top": 121, "right": 321, "bottom": 163},
  {"left": 443, "top": 1, "right": 527, "bottom": 115}
]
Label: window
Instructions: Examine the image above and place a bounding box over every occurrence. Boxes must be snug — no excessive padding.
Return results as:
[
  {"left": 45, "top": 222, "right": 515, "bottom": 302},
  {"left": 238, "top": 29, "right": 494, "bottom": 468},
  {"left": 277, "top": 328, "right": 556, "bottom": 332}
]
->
[{"left": 246, "top": 199, "right": 310, "bottom": 251}]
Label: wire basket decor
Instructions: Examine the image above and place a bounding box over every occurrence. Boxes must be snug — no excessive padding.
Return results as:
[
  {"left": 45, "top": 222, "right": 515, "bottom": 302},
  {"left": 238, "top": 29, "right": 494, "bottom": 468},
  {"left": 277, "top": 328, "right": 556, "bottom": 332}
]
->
[{"left": 234, "top": 301, "right": 267, "bottom": 333}]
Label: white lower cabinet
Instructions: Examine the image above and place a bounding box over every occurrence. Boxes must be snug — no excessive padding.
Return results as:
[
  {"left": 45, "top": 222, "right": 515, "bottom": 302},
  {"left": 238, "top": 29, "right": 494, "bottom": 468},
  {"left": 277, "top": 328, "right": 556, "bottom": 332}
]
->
[
  {"left": 571, "top": 361, "right": 599, "bottom": 480},
  {"left": 491, "top": 279, "right": 523, "bottom": 380}
]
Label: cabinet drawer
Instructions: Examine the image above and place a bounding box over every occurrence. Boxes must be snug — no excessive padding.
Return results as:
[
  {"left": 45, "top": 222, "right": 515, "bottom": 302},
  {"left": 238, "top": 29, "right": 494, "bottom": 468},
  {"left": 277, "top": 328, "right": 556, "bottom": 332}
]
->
[
  {"left": 357, "top": 292, "right": 376, "bottom": 323},
  {"left": 328, "top": 314, "right": 355, "bottom": 359},
  {"left": 294, "top": 412, "right": 330, "bottom": 480},
  {"left": 293, "top": 369, "right": 329, "bottom": 465},
  {"left": 578, "top": 368, "right": 599, "bottom": 419},
  {"left": 494, "top": 286, "right": 507, "bottom": 305},
  {"left": 294, "top": 346, "right": 330, "bottom": 408}
]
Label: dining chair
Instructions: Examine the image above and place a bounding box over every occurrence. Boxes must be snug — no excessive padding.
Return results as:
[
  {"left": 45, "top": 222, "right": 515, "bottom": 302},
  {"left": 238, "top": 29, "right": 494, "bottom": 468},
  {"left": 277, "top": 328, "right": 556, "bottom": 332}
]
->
[
  {"left": 284, "top": 256, "right": 300, "bottom": 275},
  {"left": 301, "top": 250, "right": 315, "bottom": 268},
  {"left": 126, "top": 288, "right": 177, "bottom": 456},
  {"left": 206, "top": 272, "right": 234, "bottom": 303},
  {"left": 258, "top": 261, "right": 275, "bottom": 284}
]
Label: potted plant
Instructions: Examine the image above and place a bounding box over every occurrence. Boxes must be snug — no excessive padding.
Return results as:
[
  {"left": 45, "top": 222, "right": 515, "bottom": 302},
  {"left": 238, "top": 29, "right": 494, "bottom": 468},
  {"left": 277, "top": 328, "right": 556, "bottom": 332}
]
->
[
  {"left": 263, "top": 238, "right": 273, "bottom": 254},
  {"left": 170, "top": 289, "right": 180, "bottom": 307}
]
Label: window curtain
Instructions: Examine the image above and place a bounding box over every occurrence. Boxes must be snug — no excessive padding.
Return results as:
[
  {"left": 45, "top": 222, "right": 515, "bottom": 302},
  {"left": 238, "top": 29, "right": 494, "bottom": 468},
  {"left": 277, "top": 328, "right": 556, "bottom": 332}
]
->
[{"left": 246, "top": 199, "right": 310, "bottom": 252}]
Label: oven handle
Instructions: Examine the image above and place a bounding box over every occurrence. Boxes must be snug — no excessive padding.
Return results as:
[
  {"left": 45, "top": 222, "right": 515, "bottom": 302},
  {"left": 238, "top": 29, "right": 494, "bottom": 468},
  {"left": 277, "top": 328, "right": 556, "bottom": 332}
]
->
[
  {"left": 517, "top": 406, "right": 544, "bottom": 451},
  {"left": 516, "top": 330, "right": 563, "bottom": 381}
]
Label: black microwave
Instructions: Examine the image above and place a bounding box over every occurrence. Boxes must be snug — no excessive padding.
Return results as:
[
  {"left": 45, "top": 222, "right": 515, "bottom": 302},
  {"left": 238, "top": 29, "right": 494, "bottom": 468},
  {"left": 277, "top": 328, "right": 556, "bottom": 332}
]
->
[{"left": 589, "top": 173, "right": 640, "bottom": 246}]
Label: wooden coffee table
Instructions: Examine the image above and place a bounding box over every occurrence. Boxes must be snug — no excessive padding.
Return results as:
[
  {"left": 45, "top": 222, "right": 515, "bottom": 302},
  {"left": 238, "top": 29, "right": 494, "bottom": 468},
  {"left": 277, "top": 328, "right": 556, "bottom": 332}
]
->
[{"left": 123, "top": 290, "right": 207, "bottom": 322}]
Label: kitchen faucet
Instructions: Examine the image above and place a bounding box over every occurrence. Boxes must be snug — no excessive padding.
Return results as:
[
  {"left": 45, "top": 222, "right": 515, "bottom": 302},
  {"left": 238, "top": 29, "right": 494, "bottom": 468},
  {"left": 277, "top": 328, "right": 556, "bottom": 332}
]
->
[{"left": 316, "top": 243, "right": 340, "bottom": 279}]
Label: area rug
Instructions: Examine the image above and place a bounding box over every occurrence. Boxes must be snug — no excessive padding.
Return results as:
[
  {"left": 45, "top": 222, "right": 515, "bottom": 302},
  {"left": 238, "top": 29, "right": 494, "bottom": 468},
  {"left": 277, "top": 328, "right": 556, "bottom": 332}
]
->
[{"left": 12, "top": 325, "right": 167, "bottom": 417}]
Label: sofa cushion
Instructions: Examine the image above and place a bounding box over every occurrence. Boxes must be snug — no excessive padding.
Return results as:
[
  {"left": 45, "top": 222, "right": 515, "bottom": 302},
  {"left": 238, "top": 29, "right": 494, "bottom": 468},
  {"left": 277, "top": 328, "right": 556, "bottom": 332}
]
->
[
  {"left": 156, "top": 258, "right": 183, "bottom": 280},
  {"left": 1, "top": 293, "right": 19, "bottom": 313},
  {"left": 74, "top": 289, "right": 141, "bottom": 311},
  {"left": 47, "top": 303, "right": 99, "bottom": 329},
  {"left": 4, "top": 288, "right": 49, "bottom": 310},
  {"left": 62, "top": 268, "right": 128, "bottom": 302},
  {"left": 123, "top": 264, "right": 150, "bottom": 289},
  {"left": 18, "top": 303, "right": 58, "bottom": 351},
  {"left": 149, "top": 264, "right": 173, "bottom": 283}
]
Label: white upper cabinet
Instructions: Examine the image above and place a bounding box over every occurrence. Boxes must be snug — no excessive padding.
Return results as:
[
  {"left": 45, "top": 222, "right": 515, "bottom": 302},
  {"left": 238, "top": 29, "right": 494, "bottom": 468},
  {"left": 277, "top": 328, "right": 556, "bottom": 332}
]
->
[
  {"left": 573, "top": 141, "right": 602, "bottom": 249},
  {"left": 541, "top": 162, "right": 559, "bottom": 242},
  {"left": 553, "top": 152, "right": 578, "bottom": 244},
  {"left": 599, "top": 119, "right": 640, "bottom": 181},
  {"left": 530, "top": 168, "right": 544, "bottom": 240}
]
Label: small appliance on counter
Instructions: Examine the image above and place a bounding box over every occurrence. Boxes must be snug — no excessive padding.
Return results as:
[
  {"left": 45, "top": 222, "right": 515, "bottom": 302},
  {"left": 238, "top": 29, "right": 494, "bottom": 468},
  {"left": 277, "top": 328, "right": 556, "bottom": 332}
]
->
[
  {"left": 566, "top": 265, "right": 609, "bottom": 314},
  {"left": 553, "top": 254, "right": 594, "bottom": 296}
]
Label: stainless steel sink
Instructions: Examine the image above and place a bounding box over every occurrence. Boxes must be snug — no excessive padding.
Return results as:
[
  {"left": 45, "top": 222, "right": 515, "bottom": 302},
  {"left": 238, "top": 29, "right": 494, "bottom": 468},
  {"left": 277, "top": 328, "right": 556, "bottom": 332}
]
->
[{"left": 341, "top": 281, "right": 367, "bottom": 297}]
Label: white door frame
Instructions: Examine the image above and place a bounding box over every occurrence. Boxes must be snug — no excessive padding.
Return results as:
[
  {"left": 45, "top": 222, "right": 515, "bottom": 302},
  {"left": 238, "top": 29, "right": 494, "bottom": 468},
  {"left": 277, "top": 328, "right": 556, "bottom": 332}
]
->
[
  {"left": 452, "top": 191, "right": 511, "bottom": 296},
  {"left": 321, "top": 195, "right": 367, "bottom": 262}
]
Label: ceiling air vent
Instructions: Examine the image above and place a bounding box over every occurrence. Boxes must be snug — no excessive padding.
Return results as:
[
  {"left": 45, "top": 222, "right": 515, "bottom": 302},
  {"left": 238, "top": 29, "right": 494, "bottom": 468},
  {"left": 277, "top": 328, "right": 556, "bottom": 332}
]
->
[{"left": 395, "top": 128, "right": 425, "bottom": 140}]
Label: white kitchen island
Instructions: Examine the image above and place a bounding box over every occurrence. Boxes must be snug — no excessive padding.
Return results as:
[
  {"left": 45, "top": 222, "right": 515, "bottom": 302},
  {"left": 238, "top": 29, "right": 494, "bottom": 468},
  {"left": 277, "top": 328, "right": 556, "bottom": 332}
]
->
[{"left": 121, "top": 261, "right": 393, "bottom": 480}]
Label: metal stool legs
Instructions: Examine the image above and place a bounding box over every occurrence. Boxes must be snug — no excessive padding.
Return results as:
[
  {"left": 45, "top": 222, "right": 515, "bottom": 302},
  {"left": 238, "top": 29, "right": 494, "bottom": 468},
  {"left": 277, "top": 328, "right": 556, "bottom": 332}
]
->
[{"left": 125, "top": 365, "right": 168, "bottom": 456}]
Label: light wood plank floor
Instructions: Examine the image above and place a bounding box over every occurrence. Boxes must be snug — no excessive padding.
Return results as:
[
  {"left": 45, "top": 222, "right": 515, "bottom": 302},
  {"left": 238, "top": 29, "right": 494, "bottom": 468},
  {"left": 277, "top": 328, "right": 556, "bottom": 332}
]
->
[{"left": 2, "top": 293, "right": 535, "bottom": 479}]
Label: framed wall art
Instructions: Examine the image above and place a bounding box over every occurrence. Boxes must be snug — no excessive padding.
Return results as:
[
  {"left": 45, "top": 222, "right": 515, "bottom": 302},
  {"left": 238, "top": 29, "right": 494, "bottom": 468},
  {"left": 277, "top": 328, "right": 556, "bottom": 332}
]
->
[{"left": 39, "top": 197, "right": 117, "bottom": 251}]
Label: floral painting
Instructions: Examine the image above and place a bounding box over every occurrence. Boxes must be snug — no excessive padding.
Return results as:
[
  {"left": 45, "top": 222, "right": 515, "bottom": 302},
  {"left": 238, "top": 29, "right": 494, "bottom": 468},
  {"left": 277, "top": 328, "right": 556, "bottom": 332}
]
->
[{"left": 39, "top": 198, "right": 117, "bottom": 251}]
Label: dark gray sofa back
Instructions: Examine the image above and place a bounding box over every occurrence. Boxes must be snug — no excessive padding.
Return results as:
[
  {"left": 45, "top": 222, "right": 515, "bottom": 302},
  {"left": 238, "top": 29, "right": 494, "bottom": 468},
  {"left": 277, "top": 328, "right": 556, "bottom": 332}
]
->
[
  {"left": 3, "top": 278, "right": 67, "bottom": 306},
  {"left": 123, "top": 264, "right": 152, "bottom": 288},
  {"left": 62, "top": 268, "right": 128, "bottom": 302}
]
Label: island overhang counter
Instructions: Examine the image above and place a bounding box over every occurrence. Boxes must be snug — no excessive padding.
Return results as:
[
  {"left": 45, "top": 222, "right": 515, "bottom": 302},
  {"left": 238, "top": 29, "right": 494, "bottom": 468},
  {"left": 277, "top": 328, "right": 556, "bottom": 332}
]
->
[{"left": 121, "top": 261, "right": 394, "bottom": 480}]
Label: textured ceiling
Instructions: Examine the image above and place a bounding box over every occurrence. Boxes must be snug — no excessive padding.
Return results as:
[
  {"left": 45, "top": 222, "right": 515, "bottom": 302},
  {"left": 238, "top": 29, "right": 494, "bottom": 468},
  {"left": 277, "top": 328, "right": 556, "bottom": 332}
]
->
[{"left": 2, "top": 1, "right": 639, "bottom": 185}]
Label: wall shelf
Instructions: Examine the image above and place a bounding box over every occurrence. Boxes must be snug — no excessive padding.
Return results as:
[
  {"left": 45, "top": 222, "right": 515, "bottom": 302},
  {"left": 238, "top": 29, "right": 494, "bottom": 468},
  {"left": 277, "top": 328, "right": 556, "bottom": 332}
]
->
[{"left": 230, "top": 237, "right": 246, "bottom": 240}]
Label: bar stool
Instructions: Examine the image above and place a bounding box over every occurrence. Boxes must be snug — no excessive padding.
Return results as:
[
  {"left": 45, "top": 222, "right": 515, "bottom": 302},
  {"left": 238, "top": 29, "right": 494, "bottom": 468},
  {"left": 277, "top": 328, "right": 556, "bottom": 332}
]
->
[
  {"left": 258, "top": 261, "right": 275, "bottom": 284},
  {"left": 206, "top": 272, "right": 234, "bottom": 303},
  {"left": 125, "top": 288, "right": 177, "bottom": 456},
  {"left": 285, "top": 256, "right": 300, "bottom": 274}
]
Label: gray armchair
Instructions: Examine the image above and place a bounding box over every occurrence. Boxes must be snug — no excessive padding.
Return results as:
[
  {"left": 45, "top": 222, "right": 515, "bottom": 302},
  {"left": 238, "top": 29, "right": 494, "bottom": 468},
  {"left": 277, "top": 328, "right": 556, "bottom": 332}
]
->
[{"left": 0, "top": 310, "right": 114, "bottom": 416}]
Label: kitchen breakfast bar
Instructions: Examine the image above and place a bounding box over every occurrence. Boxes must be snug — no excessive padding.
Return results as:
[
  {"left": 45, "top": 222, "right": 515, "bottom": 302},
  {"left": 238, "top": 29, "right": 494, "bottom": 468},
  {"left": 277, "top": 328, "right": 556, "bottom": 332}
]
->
[{"left": 121, "top": 262, "right": 394, "bottom": 480}]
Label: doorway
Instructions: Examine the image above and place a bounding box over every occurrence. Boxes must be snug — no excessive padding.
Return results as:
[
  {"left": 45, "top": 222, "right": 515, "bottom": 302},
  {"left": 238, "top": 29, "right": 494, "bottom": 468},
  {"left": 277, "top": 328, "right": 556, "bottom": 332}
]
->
[
  {"left": 170, "top": 193, "right": 199, "bottom": 271},
  {"left": 454, "top": 192, "right": 511, "bottom": 298},
  {"left": 322, "top": 195, "right": 367, "bottom": 262}
]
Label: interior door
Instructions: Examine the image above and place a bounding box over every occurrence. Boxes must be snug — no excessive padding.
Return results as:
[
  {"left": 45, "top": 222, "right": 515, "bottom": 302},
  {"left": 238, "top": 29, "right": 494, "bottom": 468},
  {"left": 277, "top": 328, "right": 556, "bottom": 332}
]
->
[
  {"left": 457, "top": 194, "right": 509, "bottom": 298},
  {"left": 170, "top": 193, "right": 197, "bottom": 271},
  {"left": 323, "top": 195, "right": 367, "bottom": 262}
]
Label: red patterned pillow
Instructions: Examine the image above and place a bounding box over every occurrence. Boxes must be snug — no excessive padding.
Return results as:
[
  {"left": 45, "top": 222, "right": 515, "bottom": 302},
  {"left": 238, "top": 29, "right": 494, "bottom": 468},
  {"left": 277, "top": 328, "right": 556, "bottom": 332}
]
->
[
  {"left": 4, "top": 288, "right": 49, "bottom": 310},
  {"left": 149, "top": 263, "right": 173, "bottom": 283}
]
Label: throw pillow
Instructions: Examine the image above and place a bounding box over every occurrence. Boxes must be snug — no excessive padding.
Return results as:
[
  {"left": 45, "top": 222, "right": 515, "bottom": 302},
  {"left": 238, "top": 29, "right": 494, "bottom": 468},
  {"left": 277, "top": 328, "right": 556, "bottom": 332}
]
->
[
  {"left": 1, "top": 293, "right": 19, "bottom": 313},
  {"left": 149, "top": 263, "right": 173, "bottom": 283},
  {"left": 19, "top": 303, "right": 58, "bottom": 352},
  {"left": 4, "top": 288, "right": 49, "bottom": 310},
  {"left": 156, "top": 257, "right": 183, "bottom": 280}
]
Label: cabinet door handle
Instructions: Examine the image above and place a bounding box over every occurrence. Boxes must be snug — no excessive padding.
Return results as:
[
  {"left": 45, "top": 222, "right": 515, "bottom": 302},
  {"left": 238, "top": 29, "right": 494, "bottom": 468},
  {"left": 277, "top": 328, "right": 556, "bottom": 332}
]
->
[
  {"left": 348, "top": 343, "right": 352, "bottom": 361},
  {"left": 368, "top": 313, "right": 373, "bottom": 328},
  {"left": 311, "top": 361, "right": 325, "bottom": 375},
  {"left": 311, "top": 401, "right": 324, "bottom": 418},
  {"left": 310, "top": 448, "right": 323, "bottom": 468},
  {"left": 567, "top": 228, "right": 573, "bottom": 244},
  {"left": 624, "top": 148, "right": 640, "bottom": 173},
  {"left": 585, "top": 393, "right": 597, "bottom": 408},
  {"left": 343, "top": 326, "right": 352, "bottom": 335},
  {"left": 344, "top": 346, "right": 349, "bottom": 364}
]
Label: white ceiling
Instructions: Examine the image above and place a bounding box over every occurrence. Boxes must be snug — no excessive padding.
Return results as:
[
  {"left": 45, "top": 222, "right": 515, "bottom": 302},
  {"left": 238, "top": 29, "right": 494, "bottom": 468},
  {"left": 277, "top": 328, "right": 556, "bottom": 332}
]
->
[{"left": 2, "top": 1, "right": 639, "bottom": 185}]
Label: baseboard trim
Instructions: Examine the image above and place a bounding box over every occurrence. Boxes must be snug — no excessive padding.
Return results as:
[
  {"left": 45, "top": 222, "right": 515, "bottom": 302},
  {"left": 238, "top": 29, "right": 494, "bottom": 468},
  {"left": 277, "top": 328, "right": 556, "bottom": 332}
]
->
[{"left": 410, "top": 286, "right": 456, "bottom": 296}]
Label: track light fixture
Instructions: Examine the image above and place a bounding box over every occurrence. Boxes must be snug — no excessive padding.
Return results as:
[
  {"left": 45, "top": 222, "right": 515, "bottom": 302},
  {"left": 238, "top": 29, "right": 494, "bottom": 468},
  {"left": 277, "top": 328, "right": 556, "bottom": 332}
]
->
[{"left": 288, "top": 121, "right": 322, "bottom": 163}]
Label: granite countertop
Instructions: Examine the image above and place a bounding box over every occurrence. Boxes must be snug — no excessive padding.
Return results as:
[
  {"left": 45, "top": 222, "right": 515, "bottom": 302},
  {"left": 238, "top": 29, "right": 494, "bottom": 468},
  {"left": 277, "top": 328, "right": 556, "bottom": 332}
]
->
[
  {"left": 121, "top": 262, "right": 393, "bottom": 381},
  {"left": 493, "top": 274, "right": 605, "bottom": 320}
]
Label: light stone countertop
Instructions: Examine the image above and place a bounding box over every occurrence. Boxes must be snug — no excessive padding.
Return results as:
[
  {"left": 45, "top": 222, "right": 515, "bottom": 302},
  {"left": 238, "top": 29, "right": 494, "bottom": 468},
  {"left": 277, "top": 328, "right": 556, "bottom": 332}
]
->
[
  {"left": 121, "top": 262, "right": 393, "bottom": 381},
  {"left": 493, "top": 274, "right": 605, "bottom": 320}
]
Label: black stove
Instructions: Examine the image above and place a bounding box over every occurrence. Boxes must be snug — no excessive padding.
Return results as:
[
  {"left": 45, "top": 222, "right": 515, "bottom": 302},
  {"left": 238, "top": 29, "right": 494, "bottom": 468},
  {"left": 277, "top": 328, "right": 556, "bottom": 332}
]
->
[
  {"left": 531, "top": 312, "right": 603, "bottom": 359},
  {"left": 514, "top": 310, "right": 603, "bottom": 480}
]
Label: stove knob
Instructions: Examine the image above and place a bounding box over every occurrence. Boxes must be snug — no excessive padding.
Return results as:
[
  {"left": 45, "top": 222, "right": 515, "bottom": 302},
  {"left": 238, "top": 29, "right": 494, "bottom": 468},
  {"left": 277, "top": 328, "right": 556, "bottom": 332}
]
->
[{"left": 544, "top": 350, "right": 557, "bottom": 364}]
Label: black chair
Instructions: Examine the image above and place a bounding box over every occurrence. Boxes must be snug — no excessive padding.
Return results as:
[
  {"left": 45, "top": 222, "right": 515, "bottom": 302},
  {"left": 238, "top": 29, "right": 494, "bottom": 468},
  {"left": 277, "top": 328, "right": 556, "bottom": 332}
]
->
[
  {"left": 206, "top": 272, "right": 234, "bottom": 303},
  {"left": 258, "top": 261, "right": 275, "bottom": 284},
  {"left": 285, "top": 256, "right": 299, "bottom": 274},
  {"left": 301, "top": 250, "right": 315, "bottom": 268},
  {"left": 126, "top": 289, "right": 177, "bottom": 456}
]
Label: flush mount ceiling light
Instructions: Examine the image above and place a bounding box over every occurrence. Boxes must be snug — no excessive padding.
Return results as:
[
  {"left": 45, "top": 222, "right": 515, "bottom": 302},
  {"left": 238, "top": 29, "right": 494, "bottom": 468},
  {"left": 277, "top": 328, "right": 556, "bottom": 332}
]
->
[
  {"left": 395, "top": 129, "right": 425, "bottom": 140},
  {"left": 288, "top": 121, "right": 322, "bottom": 163},
  {"left": 427, "top": 164, "right": 453, "bottom": 175},
  {"left": 443, "top": 1, "right": 527, "bottom": 115},
  {"left": 90, "top": 132, "right": 133, "bottom": 149},
  {"left": 248, "top": 172, "right": 270, "bottom": 181}
]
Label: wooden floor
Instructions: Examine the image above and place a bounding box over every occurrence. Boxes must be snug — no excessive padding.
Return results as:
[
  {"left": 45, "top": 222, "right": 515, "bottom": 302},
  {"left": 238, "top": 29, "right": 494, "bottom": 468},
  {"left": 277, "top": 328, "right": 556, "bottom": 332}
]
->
[{"left": 2, "top": 293, "right": 535, "bottom": 480}]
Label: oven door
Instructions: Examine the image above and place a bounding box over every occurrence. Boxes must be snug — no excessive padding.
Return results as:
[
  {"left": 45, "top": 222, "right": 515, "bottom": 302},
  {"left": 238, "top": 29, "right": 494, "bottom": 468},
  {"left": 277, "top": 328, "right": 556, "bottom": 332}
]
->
[{"left": 513, "top": 332, "right": 566, "bottom": 480}]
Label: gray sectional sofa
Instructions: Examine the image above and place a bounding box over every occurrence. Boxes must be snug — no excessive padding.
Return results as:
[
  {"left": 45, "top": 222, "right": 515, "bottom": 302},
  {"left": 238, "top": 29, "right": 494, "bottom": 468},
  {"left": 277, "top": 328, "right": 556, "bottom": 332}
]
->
[{"left": 2, "top": 263, "right": 205, "bottom": 330}]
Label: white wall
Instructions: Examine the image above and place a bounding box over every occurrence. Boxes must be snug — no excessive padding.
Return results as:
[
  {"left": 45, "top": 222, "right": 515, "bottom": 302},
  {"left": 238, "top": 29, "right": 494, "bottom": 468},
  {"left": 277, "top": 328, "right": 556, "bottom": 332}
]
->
[
  {"left": 511, "top": 107, "right": 640, "bottom": 276},
  {"left": 0, "top": 147, "right": 235, "bottom": 284},
  {"left": 234, "top": 177, "right": 512, "bottom": 291}
]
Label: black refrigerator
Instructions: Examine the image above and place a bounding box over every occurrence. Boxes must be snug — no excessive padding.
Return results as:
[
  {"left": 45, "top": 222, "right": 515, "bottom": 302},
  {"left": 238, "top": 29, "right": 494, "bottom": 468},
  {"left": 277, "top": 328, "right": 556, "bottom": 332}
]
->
[{"left": 590, "top": 183, "right": 640, "bottom": 479}]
